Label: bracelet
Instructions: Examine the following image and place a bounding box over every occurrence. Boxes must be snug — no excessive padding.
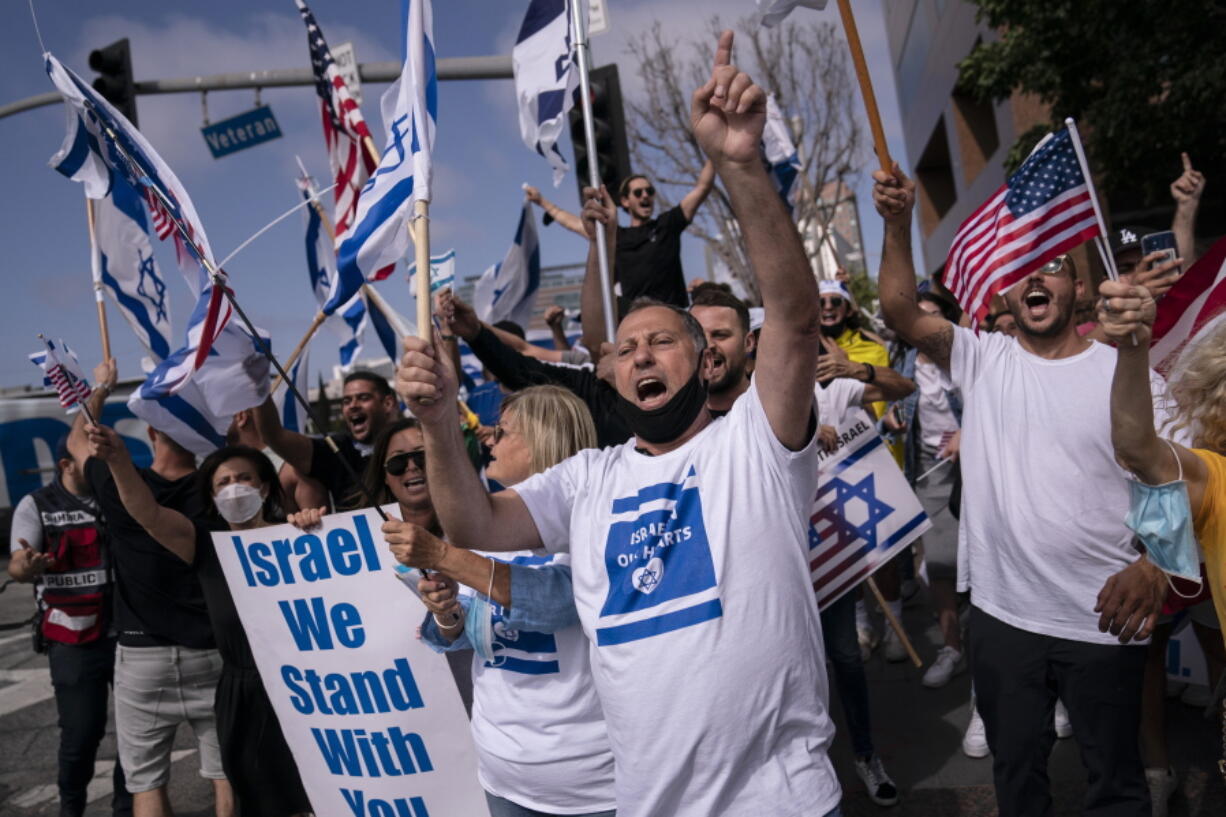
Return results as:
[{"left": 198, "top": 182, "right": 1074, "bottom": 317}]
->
[
  {"left": 863, "top": 363, "right": 876, "bottom": 383},
  {"left": 433, "top": 611, "right": 463, "bottom": 631}
]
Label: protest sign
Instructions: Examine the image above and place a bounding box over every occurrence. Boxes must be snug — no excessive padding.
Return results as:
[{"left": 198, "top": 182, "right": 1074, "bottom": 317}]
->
[
  {"left": 214, "top": 506, "right": 489, "bottom": 817},
  {"left": 810, "top": 410, "right": 930, "bottom": 610}
]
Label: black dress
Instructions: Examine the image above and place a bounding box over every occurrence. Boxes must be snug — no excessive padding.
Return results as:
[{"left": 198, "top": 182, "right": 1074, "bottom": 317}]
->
[{"left": 194, "top": 525, "right": 312, "bottom": 816}]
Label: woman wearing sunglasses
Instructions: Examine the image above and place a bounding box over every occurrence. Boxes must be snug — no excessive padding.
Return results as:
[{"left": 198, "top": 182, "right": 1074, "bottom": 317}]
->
[
  {"left": 82, "top": 428, "right": 310, "bottom": 817},
  {"left": 383, "top": 386, "right": 616, "bottom": 817}
]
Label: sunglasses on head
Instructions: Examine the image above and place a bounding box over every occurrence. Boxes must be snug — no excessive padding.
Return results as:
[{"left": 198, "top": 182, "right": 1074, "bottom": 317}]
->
[
  {"left": 630, "top": 186, "right": 656, "bottom": 199},
  {"left": 384, "top": 450, "right": 425, "bottom": 476}
]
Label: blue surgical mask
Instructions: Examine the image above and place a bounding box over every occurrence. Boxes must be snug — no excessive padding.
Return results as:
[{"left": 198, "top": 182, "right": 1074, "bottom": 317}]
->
[
  {"left": 465, "top": 595, "right": 501, "bottom": 665},
  {"left": 1124, "top": 441, "right": 1203, "bottom": 597}
]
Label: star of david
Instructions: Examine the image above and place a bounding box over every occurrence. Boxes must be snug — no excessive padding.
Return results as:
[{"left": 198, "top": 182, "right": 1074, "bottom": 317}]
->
[
  {"left": 634, "top": 564, "right": 662, "bottom": 592},
  {"left": 812, "top": 473, "right": 894, "bottom": 551},
  {"left": 136, "top": 251, "right": 168, "bottom": 322}
]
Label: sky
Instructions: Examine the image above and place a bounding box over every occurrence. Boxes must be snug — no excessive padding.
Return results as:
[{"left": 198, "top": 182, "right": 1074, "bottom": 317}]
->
[{"left": 0, "top": 0, "right": 912, "bottom": 390}]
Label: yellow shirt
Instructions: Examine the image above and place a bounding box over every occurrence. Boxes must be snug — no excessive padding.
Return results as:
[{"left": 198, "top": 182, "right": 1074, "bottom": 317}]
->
[
  {"left": 834, "top": 328, "right": 890, "bottom": 419},
  {"left": 1192, "top": 448, "right": 1226, "bottom": 643}
]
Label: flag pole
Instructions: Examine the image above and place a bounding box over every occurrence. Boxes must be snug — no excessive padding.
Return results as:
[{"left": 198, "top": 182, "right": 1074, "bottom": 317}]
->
[
  {"left": 866, "top": 576, "right": 922, "bottom": 668},
  {"left": 835, "top": 0, "right": 893, "bottom": 173},
  {"left": 1064, "top": 118, "right": 1120, "bottom": 281},
  {"left": 569, "top": 0, "right": 618, "bottom": 344},
  {"left": 412, "top": 201, "right": 432, "bottom": 341},
  {"left": 362, "top": 135, "right": 382, "bottom": 171},
  {"left": 85, "top": 197, "right": 112, "bottom": 360},
  {"left": 88, "top": 116, "right": 389, "bottom": 520}
]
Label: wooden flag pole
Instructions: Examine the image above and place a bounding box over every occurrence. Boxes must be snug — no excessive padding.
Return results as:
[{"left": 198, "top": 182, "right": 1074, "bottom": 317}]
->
[
  {"left": 867, "top": 576, "right": 923, "bottom": 668},
  {"left": 363, "top": 136, "right": 382, "bottom": 172},
  {"left": 836, "top": 0, "right": 893, "bottom": 173},
  {"left": 270, "top": 311, "right": 326, "bottom": 392},
  {"left": 412, "top": 199, "right": 432, "bottom": 341},
  {"left": 85, "top": 197, "right": 112, "bottom": 360}
]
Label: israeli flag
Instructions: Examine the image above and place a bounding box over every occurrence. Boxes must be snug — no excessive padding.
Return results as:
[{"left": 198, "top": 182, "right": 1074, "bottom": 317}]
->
[
  {"left": 365, "top": 290, "right": 414, "bottom": 362},
  {"left": 406, "top": 248, "right": 456, "bottom": 295},
  {"left": 757, "top": 0, "right": 828, "bottom": 28},
  {"left": 513, "top": 0, "right": 578, "bottom": 186},
  {"left": 301, "top": 185, "right": 366, "bottom": 369},
  {"left": 94, "top": 173, "right": 174, "bottom": 361},
  {"left": 473, "top": 203, "right": 541, "bottom": 329},
  {"left": 46, "top": 52, "right": 231, "bottom": 392},
  {"left": 335, "top": 0, "right": 436, "bottom": 284},
  {"left": 273, "top": 350, "right": 310, "bottom": 434},
  {"left": 763, "top": 94, "right": 802, "bottom": 214}
]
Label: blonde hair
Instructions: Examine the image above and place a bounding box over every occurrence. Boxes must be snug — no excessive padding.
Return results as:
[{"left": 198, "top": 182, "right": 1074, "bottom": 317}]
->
[
  {"left": 1168, "top": 315, "right": 1226, "bottom": 454},
  {"left": 500, "top": 385, "right": 597, "bottom": 474}
]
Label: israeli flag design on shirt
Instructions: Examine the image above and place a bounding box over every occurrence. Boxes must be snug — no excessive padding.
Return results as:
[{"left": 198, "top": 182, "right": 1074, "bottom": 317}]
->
[
  {"left": 597, "top": 466, "right": 722, "bottom": 646},
  {"left": 482, "top": 553, "right": 561, "bottom": 676}
]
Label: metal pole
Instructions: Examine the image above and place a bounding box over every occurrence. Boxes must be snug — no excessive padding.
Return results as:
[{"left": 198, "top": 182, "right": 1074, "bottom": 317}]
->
[
  {"left": 569, "top": 0, "right": 618, "bottom": 344},
  {"left": 0, "top": 55, "right": 513, "bottom": 120}
]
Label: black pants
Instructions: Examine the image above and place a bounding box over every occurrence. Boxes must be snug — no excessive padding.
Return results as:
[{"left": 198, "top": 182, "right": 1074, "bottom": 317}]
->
[
  {"left": 968, "top": 606, "right": 1148, "bottom": 817},
  {"left": 47, "top": 639, "right": 132, "bottom": 817}
]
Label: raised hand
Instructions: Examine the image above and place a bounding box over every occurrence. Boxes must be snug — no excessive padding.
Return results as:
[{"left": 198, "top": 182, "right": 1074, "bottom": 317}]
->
[
  {"left": 382, "top": 520, "right": 450, "bottom": 570},
  {"left": 395, "top": 337, "right": 458, "bottom": 425},
  {"left": 1170, "top": 152, "right": 1205, "bottom": 207},
  {"left": 523, "top": 184, "right": 544, "bottom": 206},
  {"left": 93, "top": 357, "right": 117, "bottom": 392},
  {"left": 872, "top": 162, "right": 915, "bottom": 224},
  {"left": 287, "top": 506, "right": 327, "bottom": 531},
  {"left": 1127, "top": 250, "right": 1184, "bottom": 301},
  {"left": 448, "top": 293, "right": 481, "bottom": 341},
  {"left": 544, "top": 304, "right": 566, "bottom": 329},
  {"left": 85, "top": 423, "right": 128, "bottom": 465},
  {"left": 690, "top": 30, "right": 767, "bottom": 169},
  {"left": 1097, "top": 279, "right": 1156, "bottom": 346},
  {"left": 580, "top": 185, "right": 616, "bottom": 241}
]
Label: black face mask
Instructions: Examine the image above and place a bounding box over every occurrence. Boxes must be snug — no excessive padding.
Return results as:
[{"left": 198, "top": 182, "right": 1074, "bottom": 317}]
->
[{"left": 615, "top": 368, "right": 709, "bottom": 445}]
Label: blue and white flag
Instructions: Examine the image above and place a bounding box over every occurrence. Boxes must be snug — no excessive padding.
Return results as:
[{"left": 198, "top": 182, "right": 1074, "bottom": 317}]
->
[
  {"left": 273, "top": 350, "right": 310, "bottom": 435},
  {"left": 513, "top": 0, "right": 578, "bottom": 186},
  {"left": 406, "top": 248, "right": 456, "bottom": 295},
  {"left": 299, "top": 182, "right": 367, "bottom": 369},
  {"left": 365, "top": 289, "right": 414, "bottom": 362},
  {"left": 335, "top": 0, "right": 436, "bottom": 284},
  {"left": 757, "top": 0, "right": 828, "bottom": 27},
  {"left": 93, "top": 173, "right": 174, "bottom": 361},
  {"left": 473, "top": 203, "right": 541, "bottom": 329},
  {"left": 46, "top": 52, "right": 231, "bottom": 390},
  {"left": 763, "top": 94, "right": 802, "bottom": 215}
]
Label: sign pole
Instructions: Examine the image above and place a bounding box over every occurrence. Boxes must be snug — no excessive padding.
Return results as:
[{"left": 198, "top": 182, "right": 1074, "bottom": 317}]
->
[
  {"left": 569, "top": 0, "right": 618, "bottom": 344},
  {"left": 85, "top": 197, "right": 112, "bottom": 360},
  {"left": 835, "top": 0, "right": 893, "bottom": 173}
]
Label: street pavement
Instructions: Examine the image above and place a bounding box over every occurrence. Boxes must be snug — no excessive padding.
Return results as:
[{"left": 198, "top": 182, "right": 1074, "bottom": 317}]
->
[{"left": 1, "top": 561, "right": 1222, "bottom": 816}]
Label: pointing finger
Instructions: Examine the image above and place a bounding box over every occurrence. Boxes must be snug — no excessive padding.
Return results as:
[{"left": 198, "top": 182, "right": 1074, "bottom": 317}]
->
[{"left": 1181, "top": 151, "right": 1193, "bottom": 173}]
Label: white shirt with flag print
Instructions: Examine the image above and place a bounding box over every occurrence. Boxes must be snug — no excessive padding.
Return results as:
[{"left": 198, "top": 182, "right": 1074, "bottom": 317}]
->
[
  {"left": 515, "top": 381, "right": 840, "bottom": 817},
  {"left": 459, "top": 549, "right": 615, "bottom": 815}
]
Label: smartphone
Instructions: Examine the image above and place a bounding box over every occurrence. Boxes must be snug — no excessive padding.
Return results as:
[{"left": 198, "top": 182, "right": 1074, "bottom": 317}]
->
[{"left": 1140, "top": 231, "right": 1178, "bottom": 269}]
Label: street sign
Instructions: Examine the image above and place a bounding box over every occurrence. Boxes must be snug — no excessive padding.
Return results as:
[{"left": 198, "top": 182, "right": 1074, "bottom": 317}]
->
[
  {"left": 200, "top": 105, "right": 283, "bottom": 159},
  {"left": 589, "top": 0, "right": 610, "bottom": 35},
  {"left": 332, "top": 41, "right": 363, "bottom": 105}
]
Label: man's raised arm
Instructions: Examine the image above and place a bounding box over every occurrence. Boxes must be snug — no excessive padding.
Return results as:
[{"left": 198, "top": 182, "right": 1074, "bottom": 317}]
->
[
  {"left": 873, "top": 165, "right": 955, "bottom": 371},
  {"left": 394, "top": 336, "right": 543, "bottom": 553},
  {"left": 692, "top": 31, "right": 818, "bottom": 449}
]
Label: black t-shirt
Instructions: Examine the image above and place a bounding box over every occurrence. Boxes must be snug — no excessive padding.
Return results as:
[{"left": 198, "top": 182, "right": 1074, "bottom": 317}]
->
[
  {"left": 193, "top": 523, "right": 256, "bottom": 669},
  {"left": 84, "top": 459, "right": 214, "bottom": 649},
  {"left": 308, "top": 434, "right": 371, "bottom": 510},
  {"left": 615, "top": 205, "right": 690, "bottom": 308}
]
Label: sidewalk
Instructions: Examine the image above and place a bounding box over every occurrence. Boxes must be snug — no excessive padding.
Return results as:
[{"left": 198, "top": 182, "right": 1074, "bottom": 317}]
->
[{"left": 831, "top": 595, "right": 1226, "bottom": 815}]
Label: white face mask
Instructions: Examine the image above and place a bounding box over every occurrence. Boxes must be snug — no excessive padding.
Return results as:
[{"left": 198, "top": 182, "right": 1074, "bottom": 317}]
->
[{"left": 214, "top": 483, "right": 264, "bottom": 525}]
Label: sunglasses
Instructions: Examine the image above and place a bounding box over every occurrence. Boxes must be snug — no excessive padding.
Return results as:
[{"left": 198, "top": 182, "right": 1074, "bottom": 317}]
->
[
  {"left": 491, "top": 424, "right": 514, "bottom": 444},
  {"left": 819, "top": 296, "right": 846, "bottom": 308},
  {"left": 384, "top": 450, "right": 425, "bottom": 476},
  {"left": 630, "top": 186, "right": 656, "bottom": 199},
  {"left": 1037, "top": 255, "right": 1070, "bottom": 276}
]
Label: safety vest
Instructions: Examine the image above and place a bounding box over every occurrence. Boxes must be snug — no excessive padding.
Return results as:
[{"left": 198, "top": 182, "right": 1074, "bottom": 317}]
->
[{"left": 30, "top": 480, "right": 110, "bottom": 644}]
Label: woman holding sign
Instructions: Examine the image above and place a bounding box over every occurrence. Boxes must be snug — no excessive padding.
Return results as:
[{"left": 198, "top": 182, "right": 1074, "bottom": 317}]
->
[
  {"left": 84, "top": 428, "right": 311, "bottom": 817},
  {"left": 383, "top": 387, "right": 617, "bottom": 817}
]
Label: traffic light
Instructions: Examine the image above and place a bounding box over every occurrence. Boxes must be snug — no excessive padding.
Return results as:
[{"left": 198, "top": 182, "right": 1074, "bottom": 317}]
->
[
  {"left": 569, "top": 64, "right": 631, "bottom": 200},
  {"left": 89, "top": 38, "right": 137, "bottom": 126}
]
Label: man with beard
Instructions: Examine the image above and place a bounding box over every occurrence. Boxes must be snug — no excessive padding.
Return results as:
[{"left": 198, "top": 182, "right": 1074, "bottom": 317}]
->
[
  {"left": 873, "top": 163, "right": 1174, "bottom": 817},
  {"left": 255, "top": 370, "right": 398, "bottom": 508},
  {"left": 391, "top": 33, "right": 842, "bottom": 816}
]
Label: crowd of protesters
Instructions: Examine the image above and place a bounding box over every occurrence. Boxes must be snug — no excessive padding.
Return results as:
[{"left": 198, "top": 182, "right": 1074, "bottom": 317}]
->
[{"left": 8, "top": 29, "right": 1226, "bottom": 817}]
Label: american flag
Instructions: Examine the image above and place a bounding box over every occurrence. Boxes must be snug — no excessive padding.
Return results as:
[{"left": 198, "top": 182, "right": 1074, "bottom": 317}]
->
[
  {"left": 944, "top": 129, "right": 1100, "bottom": 326},
  {"left": 294, "top": 0, "right": 388, "bottom": 276},
  {"left": 1150, "top": 236, "right": 1226, "bottom": 375},
  {"left": 29, "top": 338, "right": 92, "bottom": 413}
]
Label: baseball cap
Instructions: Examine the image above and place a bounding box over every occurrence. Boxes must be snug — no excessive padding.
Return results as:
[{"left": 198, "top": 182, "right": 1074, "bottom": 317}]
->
[
  {"left": 818, "top": 280, "right": 852, "bottom": 302},
  {"left": 1109, "top": 225, "right": 1157, "bottom": 257}
]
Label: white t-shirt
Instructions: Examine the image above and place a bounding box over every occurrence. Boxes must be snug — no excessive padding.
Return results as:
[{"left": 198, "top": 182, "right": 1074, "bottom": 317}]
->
[
  {"left": 815, "top": 377, "right": 867, "bottom": 428},
  {"left": 515, "top": 382, "right": 840, "bottom": 817},
  {"left": 949, "top": 328, "right": 1170, "bottom": 644},
  {"left": 914, "top": 358, "right": 959, "bottom": 449},
  {"left": 463, "top": 549, "right": 616, "bottom": 814}
]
